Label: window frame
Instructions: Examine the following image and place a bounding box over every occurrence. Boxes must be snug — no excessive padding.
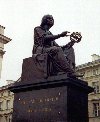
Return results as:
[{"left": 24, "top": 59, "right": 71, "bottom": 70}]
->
[
  {"left": 93, "top": 102, "right": 100, "bottom": 117},
  {"left": 6, "top": 100, "right": 10, "bottom": 110},
  {"left": 92, "top": 81, "right": 99, "bottom": 94}
]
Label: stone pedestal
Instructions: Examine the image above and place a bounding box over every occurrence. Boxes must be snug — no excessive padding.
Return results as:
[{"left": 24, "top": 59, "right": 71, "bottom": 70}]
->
[{"left": 10, "top": 74, "right": 93, "bottom": 122}]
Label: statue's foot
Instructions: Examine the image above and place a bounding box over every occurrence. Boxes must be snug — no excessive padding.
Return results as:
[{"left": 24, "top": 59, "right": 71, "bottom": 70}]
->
[
  {"left": 67, "top": 72, "right": 84, "bottom": 78},
  {"left": 57, "top": 72, "right": 66, "bottom": 75}
]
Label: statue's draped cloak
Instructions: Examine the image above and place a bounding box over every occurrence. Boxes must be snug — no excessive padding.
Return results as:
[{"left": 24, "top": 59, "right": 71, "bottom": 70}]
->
[{"left": 32, "top": 26, "right": 75, "bottom": 76}]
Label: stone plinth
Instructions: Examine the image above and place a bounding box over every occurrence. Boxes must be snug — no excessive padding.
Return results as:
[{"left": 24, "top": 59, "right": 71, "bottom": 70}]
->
[{"left": 9, "top": 74, "right": 93, "bottom": 122}]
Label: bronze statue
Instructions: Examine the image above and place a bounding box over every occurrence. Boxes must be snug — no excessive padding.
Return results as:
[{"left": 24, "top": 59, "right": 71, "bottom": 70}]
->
[{"left": 32, "top": 15, "right": 82, "bottom": 78}]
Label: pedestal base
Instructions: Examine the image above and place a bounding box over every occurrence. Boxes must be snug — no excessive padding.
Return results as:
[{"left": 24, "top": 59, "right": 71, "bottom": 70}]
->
[{"left": 10, "top": 75, "right": 93, "bottom": 122}]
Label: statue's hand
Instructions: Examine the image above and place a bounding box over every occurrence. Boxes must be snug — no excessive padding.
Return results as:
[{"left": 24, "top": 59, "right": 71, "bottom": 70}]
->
[{"left": 60, "top": 31, "right": 70, "bottom": 37}]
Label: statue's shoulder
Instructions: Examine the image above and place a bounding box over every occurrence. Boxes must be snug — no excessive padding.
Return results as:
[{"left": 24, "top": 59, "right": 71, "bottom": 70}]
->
[{"left": 34, "top": 26, "right": 43, "bottom": 31}]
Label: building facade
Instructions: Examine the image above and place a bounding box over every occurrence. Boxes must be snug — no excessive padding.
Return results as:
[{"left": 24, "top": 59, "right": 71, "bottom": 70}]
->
[
  {"left": 0, "top": 25, "right": 11, "bottom": 78},
  {"left": 0, "top": 24, "right": 12, "bottom": 122},
  {"left": 0, "top": 84, "right": 14, "bottom": 122},
  {"left": 76, "top": 54, "right": 100, "bottom": 122}
]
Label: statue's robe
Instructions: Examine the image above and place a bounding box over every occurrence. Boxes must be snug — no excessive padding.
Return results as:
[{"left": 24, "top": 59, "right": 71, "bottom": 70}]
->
[{"left": 32, "top": 26, "right": 75, "bottom": 77}]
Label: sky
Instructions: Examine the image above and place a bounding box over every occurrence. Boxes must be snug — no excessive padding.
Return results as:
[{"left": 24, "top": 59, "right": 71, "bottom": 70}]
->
[{"left": 0, "top": 0, "right": 100, "bottom": 86}]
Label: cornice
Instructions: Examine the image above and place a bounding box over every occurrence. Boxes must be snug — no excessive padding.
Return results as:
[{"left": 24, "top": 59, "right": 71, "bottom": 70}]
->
[
  {"left": 76, "top": 59, "right": 100, "bottom": 70},
  {"left": 0, "top": 34, "right": 12, "bottom": 44},
  {"left": 0, "top": 25, "right": 5, "bottom": 29},
  {"left": 0, "top": 50, "right": 5, "bottom": 56}
]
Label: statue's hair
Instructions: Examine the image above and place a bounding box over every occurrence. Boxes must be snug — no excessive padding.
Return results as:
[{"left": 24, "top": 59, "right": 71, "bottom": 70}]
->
[{"left": 40, "top": 14, "right": 54, "bottom": 27}]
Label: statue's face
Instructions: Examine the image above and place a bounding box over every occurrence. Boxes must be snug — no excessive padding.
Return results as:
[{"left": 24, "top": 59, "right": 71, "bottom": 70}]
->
[
  {"left": 46, "top": 16, "right": 54, "bottom": 27},
  {"left": 41, "top": 15, "right": 54, "bottom": 28}
]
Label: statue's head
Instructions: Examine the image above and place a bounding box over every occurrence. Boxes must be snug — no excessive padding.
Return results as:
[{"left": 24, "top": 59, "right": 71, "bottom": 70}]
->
[{"left": 41, "top": 15, "right": 54, "bottom": 28}]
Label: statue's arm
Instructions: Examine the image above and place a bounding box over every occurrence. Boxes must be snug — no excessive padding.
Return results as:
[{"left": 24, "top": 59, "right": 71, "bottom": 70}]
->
[
  {"left": 62, "top": 40, "right": 75, "bottom": 50},
  {"left": 43, "top": 34, "right": 61, "bottom": 41},
  {"left": 44, "top": 31, "right": 70, "bottom": 42},
  {"left": 34, "top": 27, "right": 59, "bottom": 42},
  {"left": 35, "top": 27, "right": 69, "bottom": 42}
]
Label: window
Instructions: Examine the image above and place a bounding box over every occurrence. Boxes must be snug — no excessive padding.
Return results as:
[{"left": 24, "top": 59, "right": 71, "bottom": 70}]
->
[
  {"left": 80, "top": 72, "right": 85, "bottom": 76},
  {"left": 87, "top": 70, "right": 90, "bottom": 77},
  {"left": 0, "top": 117, "right": 2, "bottom": 122},
  {"left": 79, "top": 72, "right": 85, "bottom": 79},
  {"left": 9, "top": 115, "right": 12, "bottom": 122},
  {"left": 8, "top": 91, "right": 10, "bottom": 96},
  {"left": 6, "top": 100, "right": 10, "bottom": 110},
  {"left": 1, "top": 92, "right": 3, "bottom": 96},
  {"left": 93, "top": 103, "right": 100, "bottom": 117},
  {"left": 5, "top": 115, "right": 11, "bottom": 122},
  {"left": 0, "top": 102, "right": 3, "bottom": 110},
  {"left": 93, "top": 69, "right": 98, "bottom": 75},
  {"left": 5, "top": 116, "right": 8, "bottom": 122},
  {"left": 92, "top": 82, "right": 99, "bottom": 93}
]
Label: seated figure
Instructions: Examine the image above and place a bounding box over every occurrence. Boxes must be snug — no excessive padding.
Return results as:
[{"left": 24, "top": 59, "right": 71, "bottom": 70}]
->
[{"left": 32, "top": 15, "right": 82, "bottom": 78}]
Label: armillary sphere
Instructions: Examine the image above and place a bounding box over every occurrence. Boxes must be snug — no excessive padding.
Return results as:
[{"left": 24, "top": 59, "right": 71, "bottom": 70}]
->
[{"left": 70, "top": 32, "right": 82, "bottom": 43}]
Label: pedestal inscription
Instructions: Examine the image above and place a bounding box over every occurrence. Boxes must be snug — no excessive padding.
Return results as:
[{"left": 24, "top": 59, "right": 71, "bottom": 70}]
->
[{"left": 13, "top": 86, "right": 67, "bottom": 122}]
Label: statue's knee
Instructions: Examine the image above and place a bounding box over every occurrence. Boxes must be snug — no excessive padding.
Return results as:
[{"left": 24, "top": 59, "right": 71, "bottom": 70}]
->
[{"left": 57, "top": 47, "right": 63, "bottom": 53}]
